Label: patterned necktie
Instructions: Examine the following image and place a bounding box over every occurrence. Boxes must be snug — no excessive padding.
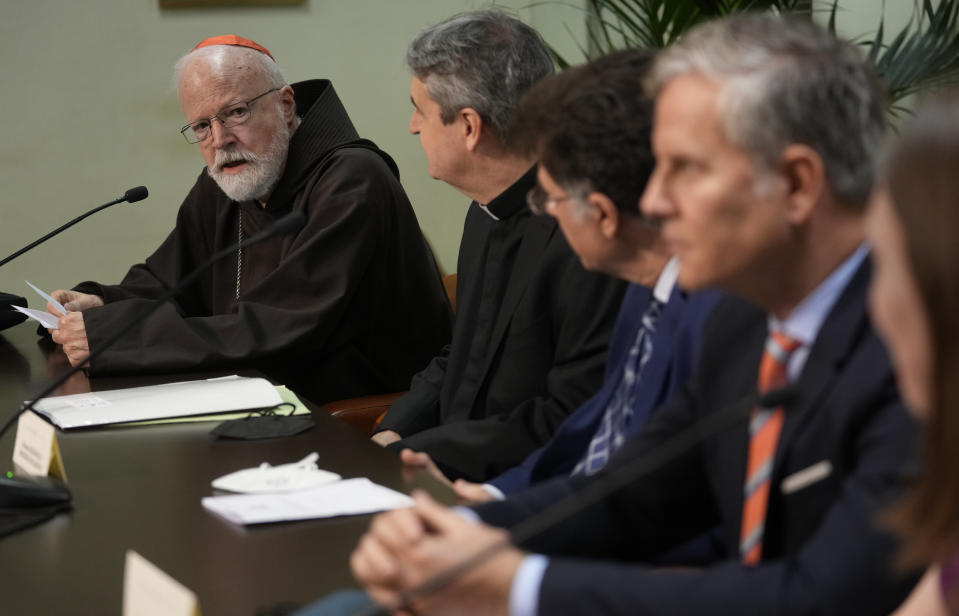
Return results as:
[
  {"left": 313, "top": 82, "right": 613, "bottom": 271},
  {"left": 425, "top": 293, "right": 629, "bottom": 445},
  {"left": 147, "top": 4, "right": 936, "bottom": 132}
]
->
[
  {"left": 573, "top": 297, "right": 664, "bottom": 476},
  {"left": 740, "top": 331, "right": 802, "bottom": 565}
]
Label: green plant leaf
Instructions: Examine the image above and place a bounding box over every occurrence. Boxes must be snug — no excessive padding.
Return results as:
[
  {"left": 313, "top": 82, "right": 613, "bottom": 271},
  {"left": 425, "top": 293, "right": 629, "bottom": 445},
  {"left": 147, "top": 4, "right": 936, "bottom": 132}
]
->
[{"left": 543, "top": 0, "right": 959, "bottom": 118}]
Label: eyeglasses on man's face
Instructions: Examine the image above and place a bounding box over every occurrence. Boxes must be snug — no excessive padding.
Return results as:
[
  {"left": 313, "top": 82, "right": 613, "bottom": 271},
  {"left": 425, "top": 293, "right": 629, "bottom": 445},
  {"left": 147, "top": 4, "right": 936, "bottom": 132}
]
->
[
  {"left": 526, "top": 185, "right": 576, "bottom": 215},
  {"left": 179, "top": 87, "right": 280, "bottom": 144}
]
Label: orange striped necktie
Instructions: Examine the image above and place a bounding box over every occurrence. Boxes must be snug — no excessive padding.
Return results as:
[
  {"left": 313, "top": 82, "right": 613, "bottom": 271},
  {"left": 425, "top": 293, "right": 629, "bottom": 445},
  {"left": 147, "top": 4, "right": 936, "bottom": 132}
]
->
[{"left": 740, "top": 331, "right": 802, "bottom": 565}]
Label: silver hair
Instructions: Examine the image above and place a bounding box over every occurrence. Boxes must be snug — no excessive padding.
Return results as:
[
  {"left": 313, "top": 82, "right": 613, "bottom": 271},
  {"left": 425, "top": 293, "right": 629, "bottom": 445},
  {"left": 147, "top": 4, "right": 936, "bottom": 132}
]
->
[
  {"left": 647, "top": 14, "right": 885, "bottom": 206},
  {"left": 406, "top": 9, "right": 554, "bottom": 142},
  {"left": 173, "top": 44, "right": 288, "bottom": 90}
]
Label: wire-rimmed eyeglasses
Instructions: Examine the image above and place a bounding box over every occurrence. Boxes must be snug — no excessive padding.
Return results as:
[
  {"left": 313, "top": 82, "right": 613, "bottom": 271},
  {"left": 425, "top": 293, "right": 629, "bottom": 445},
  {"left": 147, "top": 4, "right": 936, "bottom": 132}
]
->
[{"left": 179, "top": 87, "right": 280, "bottom": 144}]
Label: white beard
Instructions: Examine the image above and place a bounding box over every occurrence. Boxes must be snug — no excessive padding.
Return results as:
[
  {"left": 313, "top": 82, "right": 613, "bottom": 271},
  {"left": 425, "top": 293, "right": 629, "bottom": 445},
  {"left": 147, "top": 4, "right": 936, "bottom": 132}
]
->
[{"left": 207, "top": 118, "right": 290, "bottom": 202}]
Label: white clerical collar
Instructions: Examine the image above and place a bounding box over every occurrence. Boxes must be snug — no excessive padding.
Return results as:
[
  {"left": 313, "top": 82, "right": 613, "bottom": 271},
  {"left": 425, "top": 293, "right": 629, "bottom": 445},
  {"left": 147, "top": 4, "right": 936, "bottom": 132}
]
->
[{"left": 476, "top": 203, "right": 500, "bottom": 221}]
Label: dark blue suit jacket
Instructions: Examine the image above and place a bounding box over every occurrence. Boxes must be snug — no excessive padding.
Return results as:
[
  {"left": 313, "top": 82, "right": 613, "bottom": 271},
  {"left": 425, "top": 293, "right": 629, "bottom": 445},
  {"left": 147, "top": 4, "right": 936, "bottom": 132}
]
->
[
  {"left": 489, "top": 283, "right": 721, "bottom": 495},
  {"left": 475, "top": 261, "right": 920, "bottom": 615}
]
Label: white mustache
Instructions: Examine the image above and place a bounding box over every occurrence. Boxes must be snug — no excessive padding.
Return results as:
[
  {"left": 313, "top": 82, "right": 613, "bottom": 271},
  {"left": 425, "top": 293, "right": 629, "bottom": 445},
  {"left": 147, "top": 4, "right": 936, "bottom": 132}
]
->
[{"left": 213, "top": 148, "right": 261, "bottom": 172}]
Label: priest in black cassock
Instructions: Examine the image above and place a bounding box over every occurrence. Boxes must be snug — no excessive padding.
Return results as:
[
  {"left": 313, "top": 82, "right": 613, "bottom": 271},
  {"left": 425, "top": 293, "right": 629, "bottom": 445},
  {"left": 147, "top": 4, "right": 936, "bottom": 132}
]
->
[
  {"left": 372, "top": 12, "right": 625, "bottom": 482},
  {"left": 46, "top": 35, "right": 452, "bottom": 405}
]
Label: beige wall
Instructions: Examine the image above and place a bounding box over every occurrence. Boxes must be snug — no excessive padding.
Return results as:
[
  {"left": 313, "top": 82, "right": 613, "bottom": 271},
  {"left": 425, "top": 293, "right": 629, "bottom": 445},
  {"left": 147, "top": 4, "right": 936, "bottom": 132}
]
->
[
  {"left": 0, "top": 0, "right": 588, "bottom": 299},
  {"left": 3, "top": 1, "right": 910, "bottom": 303},
  {"left": 823, "top": 0, "right": 913, "bottom": 39}
]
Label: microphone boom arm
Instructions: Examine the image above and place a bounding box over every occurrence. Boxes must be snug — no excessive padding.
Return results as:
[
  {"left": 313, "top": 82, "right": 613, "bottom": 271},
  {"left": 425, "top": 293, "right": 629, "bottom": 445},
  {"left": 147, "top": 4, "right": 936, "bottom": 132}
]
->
[{"left": 0, "top": 187, "right": 148, "bottom": 269}]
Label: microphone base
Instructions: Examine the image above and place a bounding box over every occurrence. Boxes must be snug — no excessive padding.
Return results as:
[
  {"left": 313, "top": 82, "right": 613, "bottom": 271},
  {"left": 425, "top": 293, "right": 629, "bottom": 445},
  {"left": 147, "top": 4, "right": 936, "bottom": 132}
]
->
[
  {"left": 0, "top": 476, "right": 73, "bottom": 538},
  {"left": 0, "top": 475, "right": 72, "bottom": 509},
  {"left": 0, "top": 292, "right": 28, "bottom": 332}
]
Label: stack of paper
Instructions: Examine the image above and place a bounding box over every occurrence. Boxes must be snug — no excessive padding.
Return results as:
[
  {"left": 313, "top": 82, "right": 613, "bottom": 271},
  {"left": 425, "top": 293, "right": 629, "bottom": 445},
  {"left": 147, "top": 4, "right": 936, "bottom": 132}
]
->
[
  {"left": 29, "top": 375, "right": 284, "bottom": 429},
  {"left": 202, "top": 478, "right": 414, "bottom": 524}
]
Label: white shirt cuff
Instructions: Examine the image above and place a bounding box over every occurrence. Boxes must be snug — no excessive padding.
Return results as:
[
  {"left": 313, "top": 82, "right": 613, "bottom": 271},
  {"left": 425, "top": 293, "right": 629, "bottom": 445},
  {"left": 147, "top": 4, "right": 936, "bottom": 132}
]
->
[
  {"left": 509, "top": 554, "right": 549, "bottom": 616},
  {"left": 482, "top": 483, "right": 506, "bottom": 501},
  {"left": 452, "top": 506, "right": 481, "bottom": 523}
]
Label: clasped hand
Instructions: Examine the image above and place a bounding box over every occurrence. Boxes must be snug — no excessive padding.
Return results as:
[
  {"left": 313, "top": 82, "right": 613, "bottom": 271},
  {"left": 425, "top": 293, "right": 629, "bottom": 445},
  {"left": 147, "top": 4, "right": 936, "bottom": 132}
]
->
[{"left": 350, "top": 490, "right": 523, "bottom": 616}]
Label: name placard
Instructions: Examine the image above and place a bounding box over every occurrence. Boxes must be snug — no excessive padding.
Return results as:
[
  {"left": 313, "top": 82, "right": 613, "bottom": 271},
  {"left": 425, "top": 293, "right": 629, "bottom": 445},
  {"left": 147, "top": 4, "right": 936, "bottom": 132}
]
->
[
  {"left": 123, "top": 551, "right": 201, "bottom": 616},
  {"left": 12, "top": 410, "right": 67, "bottom": 481}
]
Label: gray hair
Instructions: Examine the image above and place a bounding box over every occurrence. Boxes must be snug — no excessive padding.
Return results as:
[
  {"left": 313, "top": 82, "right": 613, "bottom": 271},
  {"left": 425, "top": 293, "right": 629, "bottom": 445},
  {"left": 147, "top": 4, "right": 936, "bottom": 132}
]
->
[
  {"left": 647, "top": 14, "right": 885, "bottom": 207},
  {"left": 173, "top": 44, "right": 288, "bottom": 90},
  {"left": 406, "top": 9, "right": 554, "bottom": 142}
]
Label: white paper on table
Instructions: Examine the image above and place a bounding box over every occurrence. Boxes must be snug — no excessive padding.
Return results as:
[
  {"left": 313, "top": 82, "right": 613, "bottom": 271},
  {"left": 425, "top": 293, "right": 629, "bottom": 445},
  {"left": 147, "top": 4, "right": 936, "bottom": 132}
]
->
[
  {"left": 201, "top": 477, "right": 414, "bottom": 525},
  {"left": 29, "top": 375, "right": 283, "bottom": 429},
  {"left": 12, "top": 305, "right": 60, "bottom": 329},
  {"left": 25, "top": 280, "right": 66, "bottom": 315}
]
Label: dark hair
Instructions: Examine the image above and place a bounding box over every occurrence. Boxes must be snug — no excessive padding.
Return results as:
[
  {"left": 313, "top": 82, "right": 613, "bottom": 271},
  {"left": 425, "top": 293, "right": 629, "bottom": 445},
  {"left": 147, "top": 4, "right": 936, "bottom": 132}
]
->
[
  {"left": 406, "top": 10, "right": 554, "bottom": 142},
  {"left": 509, "top": 48, "right": 656, "bottom": 216},
  {"left": 883, "top": 95, "right": 959, "bottom": 574}
]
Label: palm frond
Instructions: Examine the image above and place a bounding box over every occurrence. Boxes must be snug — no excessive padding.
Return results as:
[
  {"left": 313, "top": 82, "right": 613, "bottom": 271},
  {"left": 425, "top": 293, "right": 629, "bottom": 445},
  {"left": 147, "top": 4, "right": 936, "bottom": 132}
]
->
[
  {"left": 569, "top": 0, "right": 817, "bottom": 58},
  {"left": 543, "top": 0, "right": 959, "bottom": 117},
  {"left": 867, "top": 0, "right": 959, "bottom": 104}
]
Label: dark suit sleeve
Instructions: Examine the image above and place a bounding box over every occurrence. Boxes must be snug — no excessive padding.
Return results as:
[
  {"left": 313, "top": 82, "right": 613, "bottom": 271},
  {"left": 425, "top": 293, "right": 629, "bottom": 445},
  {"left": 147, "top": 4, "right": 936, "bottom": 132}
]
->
[
  {"left": 488, "top": 285, "right": 690, "bottom": 496},
  {"left": 376, "top": 345, "right": 450, "bottom": 436},
  {"left": 393, "top": 263, "right": 625, "bottom": 482},
  {"left": 474, "top": 385, "right": 721, "bottom": 560},
  {"left": 487, "top": 385, "right": 608, "bottom": 495},
  {"left": 485, "top": 440, "right": 549, "bottom": 495},
  {"left": 531, "top": 392, "right": 918, "bottom": 615}
]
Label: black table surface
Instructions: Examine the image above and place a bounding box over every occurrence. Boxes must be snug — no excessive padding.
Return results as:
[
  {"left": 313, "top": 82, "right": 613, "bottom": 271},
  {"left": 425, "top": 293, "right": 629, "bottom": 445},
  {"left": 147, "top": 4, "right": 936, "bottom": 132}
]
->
[{"left": 0, "top": 321, "right": 449, "bottom": 615}]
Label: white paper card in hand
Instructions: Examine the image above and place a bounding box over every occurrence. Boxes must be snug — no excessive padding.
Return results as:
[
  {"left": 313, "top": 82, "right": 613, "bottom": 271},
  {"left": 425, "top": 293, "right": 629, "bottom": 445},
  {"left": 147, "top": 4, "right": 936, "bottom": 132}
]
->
[
  {"left": 25, "top": 280, "right": 66, "bottom": 315},
  {"left": 12, "top": 305, "right": 60, "bottom": 329}
]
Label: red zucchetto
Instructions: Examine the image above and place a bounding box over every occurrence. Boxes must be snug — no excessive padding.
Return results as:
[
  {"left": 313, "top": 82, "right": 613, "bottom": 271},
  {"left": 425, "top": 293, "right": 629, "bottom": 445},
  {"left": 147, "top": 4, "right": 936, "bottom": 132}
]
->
[{"left": 191, "top": 35, "right": 275, "bottom": 61}]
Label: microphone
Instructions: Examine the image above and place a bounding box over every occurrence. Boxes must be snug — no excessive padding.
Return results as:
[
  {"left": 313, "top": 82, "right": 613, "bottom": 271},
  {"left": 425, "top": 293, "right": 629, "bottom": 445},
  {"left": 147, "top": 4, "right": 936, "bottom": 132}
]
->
[
  {"left": 0, "top": 186, "right": 149, "bottom": 333},
  {"left": 0, "top": 211, "right": 306, "bottom": 515},
  {"left": 0, "top": 292, "right": 28, "bottom": 331},
  {"left": 0, "top": 186, "right": 149, "bottom": 269},
  {"left": 123, "top": 186, "right": 149, "bottom": 204},
  {"left": 361, "top": 385, "right": 801, "bottom": 616}
]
